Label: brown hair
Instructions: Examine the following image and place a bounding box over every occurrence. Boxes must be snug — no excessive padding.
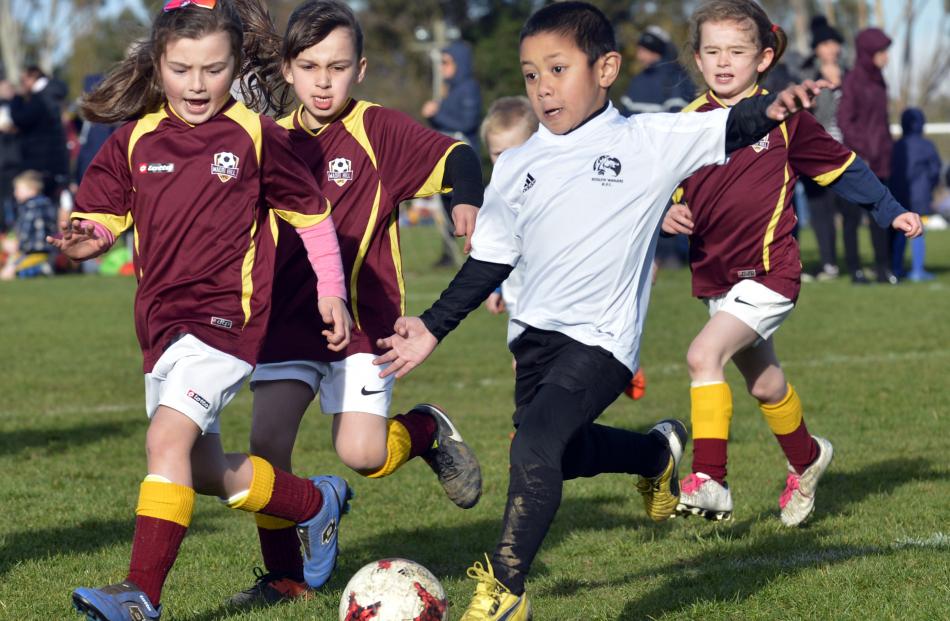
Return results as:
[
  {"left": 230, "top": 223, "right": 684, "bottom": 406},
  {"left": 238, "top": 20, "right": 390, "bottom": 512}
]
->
[
  {"left": 688, "top": 0, "right": 787, "bottom": 78},
  {"left": 80, "top": 0, "right": 285, "bottom": 123},
  {"left": 480, "top": 96, "right": 538, "bottom": 146},
  {"left": 239, "top": 0, "right": 364, "bottom": 115}
]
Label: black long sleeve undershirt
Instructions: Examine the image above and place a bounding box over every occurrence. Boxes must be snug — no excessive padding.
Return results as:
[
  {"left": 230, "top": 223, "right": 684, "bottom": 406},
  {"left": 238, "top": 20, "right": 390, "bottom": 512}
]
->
[
  {"left": 441, "top": 144, "right": 484, "bottom": 208},
  {"left": 725, "top": 92, "right": 780, "bottom": 154},
  {"left": 420, "top": 258, "right": 513, "bottom": 341}
]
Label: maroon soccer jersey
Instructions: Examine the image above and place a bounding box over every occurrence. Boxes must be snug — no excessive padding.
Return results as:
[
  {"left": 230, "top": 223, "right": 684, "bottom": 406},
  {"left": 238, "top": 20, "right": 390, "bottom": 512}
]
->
[
  {"left": 258, "top": 99, "right": 461, "bottom": 363},
  {"left": 75, "top": 100, "right": 330, "bottom": 372},
  {"left": 678, "top": 88, "right": 856, "bottom": 301}
]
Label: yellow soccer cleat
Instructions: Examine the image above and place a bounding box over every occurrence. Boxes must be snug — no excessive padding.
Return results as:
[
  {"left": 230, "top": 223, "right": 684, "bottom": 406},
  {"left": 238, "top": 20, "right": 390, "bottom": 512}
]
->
[
  {"left": 636, "top": 419, "right": 688, "bottom": 522},
  {"left": 459, "top": 556, "right": 531, "bottom": 621}
]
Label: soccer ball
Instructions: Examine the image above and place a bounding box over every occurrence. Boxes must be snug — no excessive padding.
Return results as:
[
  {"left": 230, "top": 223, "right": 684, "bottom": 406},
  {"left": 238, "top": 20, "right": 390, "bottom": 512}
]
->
[
  {"left": 339, "top": 558, "right": 448, "bottom": 621},
  {"left": 215, "top": 152, "right": 238, "bottom": 168},
  {"left": 329, "top": 157, "right": 351, "bottom": 173}
]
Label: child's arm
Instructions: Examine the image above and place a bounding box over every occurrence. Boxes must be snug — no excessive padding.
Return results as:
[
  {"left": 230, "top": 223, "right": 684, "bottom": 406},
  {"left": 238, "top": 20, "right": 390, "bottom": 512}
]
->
[
  {"left": 47, "top": 219, "right": 113, "bottom": 261},
  {"left": 725, "top": 80, "right": 830, "bottom": 153},
  {"left": 295, "top": 216, "right": 351, "bottom": 352},
  {"left": 440, "top": 144, "right": 483, "bottom": 252},
  {"left": 825, "top": 160, "right": 922, "bottom": 237}
]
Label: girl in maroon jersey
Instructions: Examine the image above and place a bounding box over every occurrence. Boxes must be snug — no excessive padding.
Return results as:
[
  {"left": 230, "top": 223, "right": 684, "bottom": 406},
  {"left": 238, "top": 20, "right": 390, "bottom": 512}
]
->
[
  {"left": 662, "top": 0, "right": 921, "bottom": 526},
  {"left": 49, "top": 2, "right": 356, "bottom": 619},
  {"left": 225, "top": 0, "right": 486, "bottom": 607}
]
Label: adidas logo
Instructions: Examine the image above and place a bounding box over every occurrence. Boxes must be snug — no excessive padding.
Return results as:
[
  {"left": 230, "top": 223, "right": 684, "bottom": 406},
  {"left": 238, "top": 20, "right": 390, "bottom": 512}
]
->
[{"left": 522, "top": 173, "right": 536, "bottom": 193}]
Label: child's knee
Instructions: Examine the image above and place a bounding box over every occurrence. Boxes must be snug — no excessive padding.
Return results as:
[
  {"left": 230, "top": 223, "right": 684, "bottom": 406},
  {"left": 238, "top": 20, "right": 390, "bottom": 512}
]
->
[
  {"left": 336, "top": 440, "right": 387, "bottom": 474},
  {"left": 686, "top": 343, "right": 719, "bottom": 377},
  {"left": 748, "top": 372, "right": 787, "bottom": 404}
]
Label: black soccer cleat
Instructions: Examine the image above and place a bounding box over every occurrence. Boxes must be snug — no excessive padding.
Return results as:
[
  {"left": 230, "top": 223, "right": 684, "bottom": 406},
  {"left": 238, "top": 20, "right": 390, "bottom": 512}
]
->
[{"left": 414, "top": 403, "right": 483, "bottom": 509}]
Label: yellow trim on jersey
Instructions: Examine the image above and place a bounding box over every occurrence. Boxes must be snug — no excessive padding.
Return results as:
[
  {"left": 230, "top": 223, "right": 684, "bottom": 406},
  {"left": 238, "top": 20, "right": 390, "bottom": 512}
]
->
[
  {"left": 672, "top": 186, "right": 685, "bottom": 203},
  {"left": 276, "top": 110, "right": 296, "bottom": 130},
  {"left": 812, "top": 151, "right": 856, "bottom": 187},
  {"left": 708, "top": 84, "right": 761, "bottom": 109},
  {"left": 413, "top": 142, "right": 464, "bottom": 198},
  {"left": 240, "top": 219, "right": 258, "bottom": 327},
  {"left": 166, "top": 102, "right": 195, "bottom": 127},
  {"left": 127, "top": 108, "right": 169, "bottom": 172},
  {"left": 273, "top": 197, "right": 332, "bottom": 229},
  {"left": 681, "top": 93, "right": 710, "bottom": 113},
  {"left": 762, "top": 122, "right": 790, "bottom": 272},
  {"left": 341, "top": 100, "right": 380, "bottom": 169},
  {"left": 388, "top": 211, "right": 406, "bottom": 315},
  {"left": 268, "top": 209, "right": 279, "bottom": 246},
  {"left": 224, "top": 102, "right": 263, "bottom": 165},
  {"left": 71, "top": 212, "right": 133, "bottom": 238},
  {"left": 349, "top": 181, "right": 383, "bottom": 330},
  {"left": 290, "top": 103, "right": 341, "bottom": 136}
]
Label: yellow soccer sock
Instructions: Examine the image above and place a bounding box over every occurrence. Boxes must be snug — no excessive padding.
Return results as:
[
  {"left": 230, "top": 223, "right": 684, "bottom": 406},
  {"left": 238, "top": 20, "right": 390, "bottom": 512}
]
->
[
  {"left": 137, "top": 475, "right": 195, "bottom": 527},
  {"left": 226, "top": 455, "right": 275, "bottom": 513},
  {"left": 759, "top": 384, "right": 803, "bottom": 436},
  {"left": 365, "top": 419, "right": 412, "bottom": 479},
  {"left": 690, "top": 382, "right": 733, "bottom": 441}
]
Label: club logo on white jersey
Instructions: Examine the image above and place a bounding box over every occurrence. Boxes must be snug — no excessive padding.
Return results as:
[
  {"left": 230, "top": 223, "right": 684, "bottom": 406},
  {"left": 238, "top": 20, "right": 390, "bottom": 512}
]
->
[
  {"left": 592, "top": 155, "right": 623, "bottom": 186},
  {"left": 211, "top": 152, "right": 240, "bottom": 182},
  {"left": 327, "top": 157, "right": 354, "bottom": 186},
  {"left": 522, "top": 173, "right": 536, "bottom": 193},
  {"left": 751, "top": 134, "right": 770, "bottom": 153}
]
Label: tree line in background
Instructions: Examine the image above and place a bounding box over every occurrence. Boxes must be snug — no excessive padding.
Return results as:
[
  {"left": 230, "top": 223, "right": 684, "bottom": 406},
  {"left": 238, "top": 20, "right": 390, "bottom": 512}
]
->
[{"left": 1, "top": 0, "right": 948, "bottom": 120}]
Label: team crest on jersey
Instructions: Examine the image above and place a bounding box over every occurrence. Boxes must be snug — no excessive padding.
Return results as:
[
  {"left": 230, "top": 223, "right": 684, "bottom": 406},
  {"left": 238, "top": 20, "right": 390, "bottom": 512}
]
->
[
  {"left": 592, "top": 155, "right": 623, "bottom": 186},
  {"left": 327, "top": 157, "right": 354, "bottom": 186},
  {"left": 211, "top": 152, "right": 240, "bottom": 183},
  {"left": 751, "top": 134, "right": 770, "bottom": 153}
]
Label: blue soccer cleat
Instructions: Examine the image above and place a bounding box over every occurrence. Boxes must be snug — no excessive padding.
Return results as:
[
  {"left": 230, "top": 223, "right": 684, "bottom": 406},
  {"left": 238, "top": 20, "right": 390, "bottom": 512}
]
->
[
  {"left": 72, "top": 582, "right": 161, "bottom": 620},
  {"left": 297, "top": 475, "right": 352, "bottom": 589}
]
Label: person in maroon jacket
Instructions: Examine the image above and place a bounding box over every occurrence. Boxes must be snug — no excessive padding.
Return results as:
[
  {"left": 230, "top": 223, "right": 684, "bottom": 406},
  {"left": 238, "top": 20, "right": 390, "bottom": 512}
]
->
[
  {"left": 838, "top": 27, "right": 898, "bottom": 284},
  {"left": 48, "top": 2, "right": 356, "bottom": 619}
]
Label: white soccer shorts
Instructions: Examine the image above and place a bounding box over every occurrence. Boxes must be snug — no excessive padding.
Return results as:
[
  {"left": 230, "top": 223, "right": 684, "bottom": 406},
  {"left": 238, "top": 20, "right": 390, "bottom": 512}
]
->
[
  {"left": 704, "top": 279, "right": 794, "bottom": 343},
  {"left": 144, "top": 334, "right": 253, "bottom": 434},
  {"left": 250, "top": 353, "right": 394, "bottom": 417}
]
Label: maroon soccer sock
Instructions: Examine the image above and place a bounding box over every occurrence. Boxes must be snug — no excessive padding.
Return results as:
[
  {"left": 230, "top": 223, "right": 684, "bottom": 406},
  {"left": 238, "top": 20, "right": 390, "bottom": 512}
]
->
[
  {"left": 260, "top": 467, "right": 323, "bottom": 524},
  {"left": 126, "top": 516, "right": 187, "bottom": 605},
  {"left": 393, "top": 410, "right": 438, "bottom": 459},
  {"left": 691, "top": 438, "right": 728, "bottom": 484},
  {"left": 258, "top": 524, "right": 305, "bottom": 581},
  {"left": 776, "top": 422, "right": 819, "bottom": 474}
]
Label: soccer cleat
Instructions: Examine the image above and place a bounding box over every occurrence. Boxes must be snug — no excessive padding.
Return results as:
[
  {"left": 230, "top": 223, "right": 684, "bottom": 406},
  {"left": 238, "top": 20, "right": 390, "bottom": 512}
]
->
[
  {"left": 459, "top": 556, "right": 531, "bottom": 621},
  {"left": 226, "top": 567, "right": 311, "bottom": 608},
  {"left": 72, "top": 582, "right": 161, "bottom": 621},
  {"left": 675, "top": 472, "right": 734, "bottom": 521},
  {"left": 780, "top": 436, "right": 834, "bottom": 527},
  {"left": 636, "top": 419, "right": 688, "bottom": 522},
  {"left": 297, "top": 475, "right": 352, "bottom": 588},
  {"left": 415, "top": 403, "right": 483, "bottom": 509}
]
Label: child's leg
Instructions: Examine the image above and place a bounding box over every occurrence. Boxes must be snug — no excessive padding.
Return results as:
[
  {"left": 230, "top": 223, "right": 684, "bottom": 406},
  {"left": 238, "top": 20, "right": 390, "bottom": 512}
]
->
[
  {"left": 731, "top": 340, "right": 818, "bottom": 473},
  {"left": 685, "top": 310, "right": 760, "bottom": 483}
]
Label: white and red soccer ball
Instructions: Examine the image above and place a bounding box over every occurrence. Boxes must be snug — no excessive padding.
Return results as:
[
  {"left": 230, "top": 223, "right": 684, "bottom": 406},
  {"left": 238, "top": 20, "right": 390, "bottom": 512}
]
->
[{"left": 339, "top": 558, "right": 448, "bottom": 621}]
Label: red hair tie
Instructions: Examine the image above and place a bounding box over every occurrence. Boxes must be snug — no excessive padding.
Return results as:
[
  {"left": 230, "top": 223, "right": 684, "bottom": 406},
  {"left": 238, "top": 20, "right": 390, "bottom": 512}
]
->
[{"left": 770, "top": 24, "right": 780, "bottom": 33}]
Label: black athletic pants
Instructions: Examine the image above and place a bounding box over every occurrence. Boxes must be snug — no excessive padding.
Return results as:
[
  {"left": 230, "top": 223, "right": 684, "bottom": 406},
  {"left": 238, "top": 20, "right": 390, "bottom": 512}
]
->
[
  {"left": 490, "top": 328, "right": 669, "bottom": 594},
  {"left": 808, "top": 186, "right": 863, "bottom": 274}
]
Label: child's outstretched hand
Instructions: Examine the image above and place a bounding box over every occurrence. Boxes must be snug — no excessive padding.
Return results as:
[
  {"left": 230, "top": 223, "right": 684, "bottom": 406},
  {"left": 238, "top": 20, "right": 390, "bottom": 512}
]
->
[
  {"left": 452, "top": 203, "right": 478, "bottom": 253},
  {"left": 892, "top": 212, "right": 923, "bottom": 238},
  {"left": 767, "top": 79, "right": 833, "bottom": 121},
  {"left": 662, "top": 203, "right": 694, "bottom": 235},
  {"left": 374, "top": 316, "right": 438, "bottom": 379},
  {"left": 485, "top": 291, "right": 507, "bottom": 315},
  {"left": 319, "top": 296, "right": 352, "bottom": 352},
  {"left": 47, "top": 219, "right": 111, "bottom": 261}
]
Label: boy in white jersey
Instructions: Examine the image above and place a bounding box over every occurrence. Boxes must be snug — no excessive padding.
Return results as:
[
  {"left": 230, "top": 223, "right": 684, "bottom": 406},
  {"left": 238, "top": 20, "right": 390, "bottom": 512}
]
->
[{"left": 374, "top": 3, "right": 828, "bottom": 619}]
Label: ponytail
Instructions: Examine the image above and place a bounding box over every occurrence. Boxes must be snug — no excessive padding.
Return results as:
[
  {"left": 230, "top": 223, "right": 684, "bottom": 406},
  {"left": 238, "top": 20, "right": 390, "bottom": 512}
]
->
[
  {"left": 232, "top": 0, "right": 294, "bottom": 114},
  {"left": 766, "top": 23, "right": 788, "bottom": 75},
  {"left": 80, "top": 39, "right": 166, "bottom": 124}
]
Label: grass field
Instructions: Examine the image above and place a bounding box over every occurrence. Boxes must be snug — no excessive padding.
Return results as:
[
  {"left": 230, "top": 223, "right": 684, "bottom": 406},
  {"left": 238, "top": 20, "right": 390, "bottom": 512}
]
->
[{"left": 1, "top": 226, "right": 948, "bottom": 620}]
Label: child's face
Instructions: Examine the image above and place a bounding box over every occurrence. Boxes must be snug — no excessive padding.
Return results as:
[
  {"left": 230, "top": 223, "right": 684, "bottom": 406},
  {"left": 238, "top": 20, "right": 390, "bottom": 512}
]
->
[
  {"left": 440, "top": 52, "right": 457, "bottom": 81},
  {"left": 284, "top": 27, "right": 366, "bottom": 129},
  {"left": 520, "top": 32, "right": 620, "bottom": 135},
  {"left": 486, "top": 125, "right": 533, "bottom": 164},
  {"left": 815, "top": 39, "right": 841, "bottom": 65},
  {"left": 160, "top": 31, "right": 235, "bottom": 125},
  {"left": 13, "top": 181, "right": 37, "bottom": 204},
  {"left": 873, "top": 49, "right": 889, "bottom": 69},
  {"left": 694, "top": 20, "right": 773, "bottom": 105}
]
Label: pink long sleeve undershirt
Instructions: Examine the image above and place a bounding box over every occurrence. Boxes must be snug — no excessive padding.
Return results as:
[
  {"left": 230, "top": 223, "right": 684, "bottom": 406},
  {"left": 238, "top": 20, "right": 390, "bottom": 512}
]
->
[{"left": 79, "top": 217, "right": 346, "bottom": 300}]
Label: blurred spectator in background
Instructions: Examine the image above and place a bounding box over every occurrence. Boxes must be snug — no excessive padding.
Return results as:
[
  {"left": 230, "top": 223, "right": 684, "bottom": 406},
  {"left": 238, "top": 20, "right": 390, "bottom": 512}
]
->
[
  {"left": 8, "top": 66, "right": 69, "bottom": 201},
  {"left": 838, "top": 28, "right": 897, "bottom": 284},
  {"left": 890, "top": 108, "right": 941, "bottom": 281},
  {"left": 620, "top": 25, "right": 694, "bottom": 116},
  {"left": 74, "top": 74, "right": 117, "bottom": 186},
  {"left": 0, "top": 80, "right": 21, "bottom": 232},
  {"left": 800, "top": 16, "right": 866, "bottom": 283},
  {"left": 1, "top": 170, "right": 57, "bottom": 280},
  {"left": 422, "top": 41, "right": 482, "bottom": 268}
]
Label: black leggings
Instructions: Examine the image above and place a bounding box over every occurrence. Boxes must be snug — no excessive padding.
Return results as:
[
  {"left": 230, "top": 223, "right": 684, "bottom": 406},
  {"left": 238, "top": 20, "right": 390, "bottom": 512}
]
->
[{"left": 808, "top": 187, "right": 863, "bottom": 273}]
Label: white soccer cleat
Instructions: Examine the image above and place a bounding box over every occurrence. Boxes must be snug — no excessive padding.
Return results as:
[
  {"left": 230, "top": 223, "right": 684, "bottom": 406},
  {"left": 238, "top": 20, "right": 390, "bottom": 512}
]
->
[
  {"left": 676, "top": 472, "right": 734, "bottom": 521},
  {"left": 780, "top": 436, "right": 834, "bottom": 527}
]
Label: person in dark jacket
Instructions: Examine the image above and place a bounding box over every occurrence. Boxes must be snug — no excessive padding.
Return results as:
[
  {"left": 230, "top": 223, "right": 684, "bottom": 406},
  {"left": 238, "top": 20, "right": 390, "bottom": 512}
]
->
[
  {"left": 9, "top": 66, "right": 69, "bottom": 200},
  {"left": 890, "top": 108, "right": 941, "bottom": 281},
  {"left": 74, "top": 74, "right": 116, "bottom": 185},
  {"left": 838, "top": 28, "right": 897, "bottom": 284},
  {"left": 422, "top": 41, "right": 483, "bottom": 267},
  {"left": 0, "top": 79, "right": 22, "bottom": 232},
  {"left": 620, "top": 25, "right": 695, "bottom": 116}
]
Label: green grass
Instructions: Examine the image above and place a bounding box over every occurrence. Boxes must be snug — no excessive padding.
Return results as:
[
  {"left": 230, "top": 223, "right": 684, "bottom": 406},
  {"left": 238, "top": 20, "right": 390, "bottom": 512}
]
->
[{"left": 1, "top": 226, "right": 948, "bottom": 620}]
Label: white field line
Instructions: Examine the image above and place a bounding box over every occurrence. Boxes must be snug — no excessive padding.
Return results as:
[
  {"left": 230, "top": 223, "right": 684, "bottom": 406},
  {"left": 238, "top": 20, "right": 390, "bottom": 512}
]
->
[{"left": 0, "top": 402, "right": 142, "bottom": 419}]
